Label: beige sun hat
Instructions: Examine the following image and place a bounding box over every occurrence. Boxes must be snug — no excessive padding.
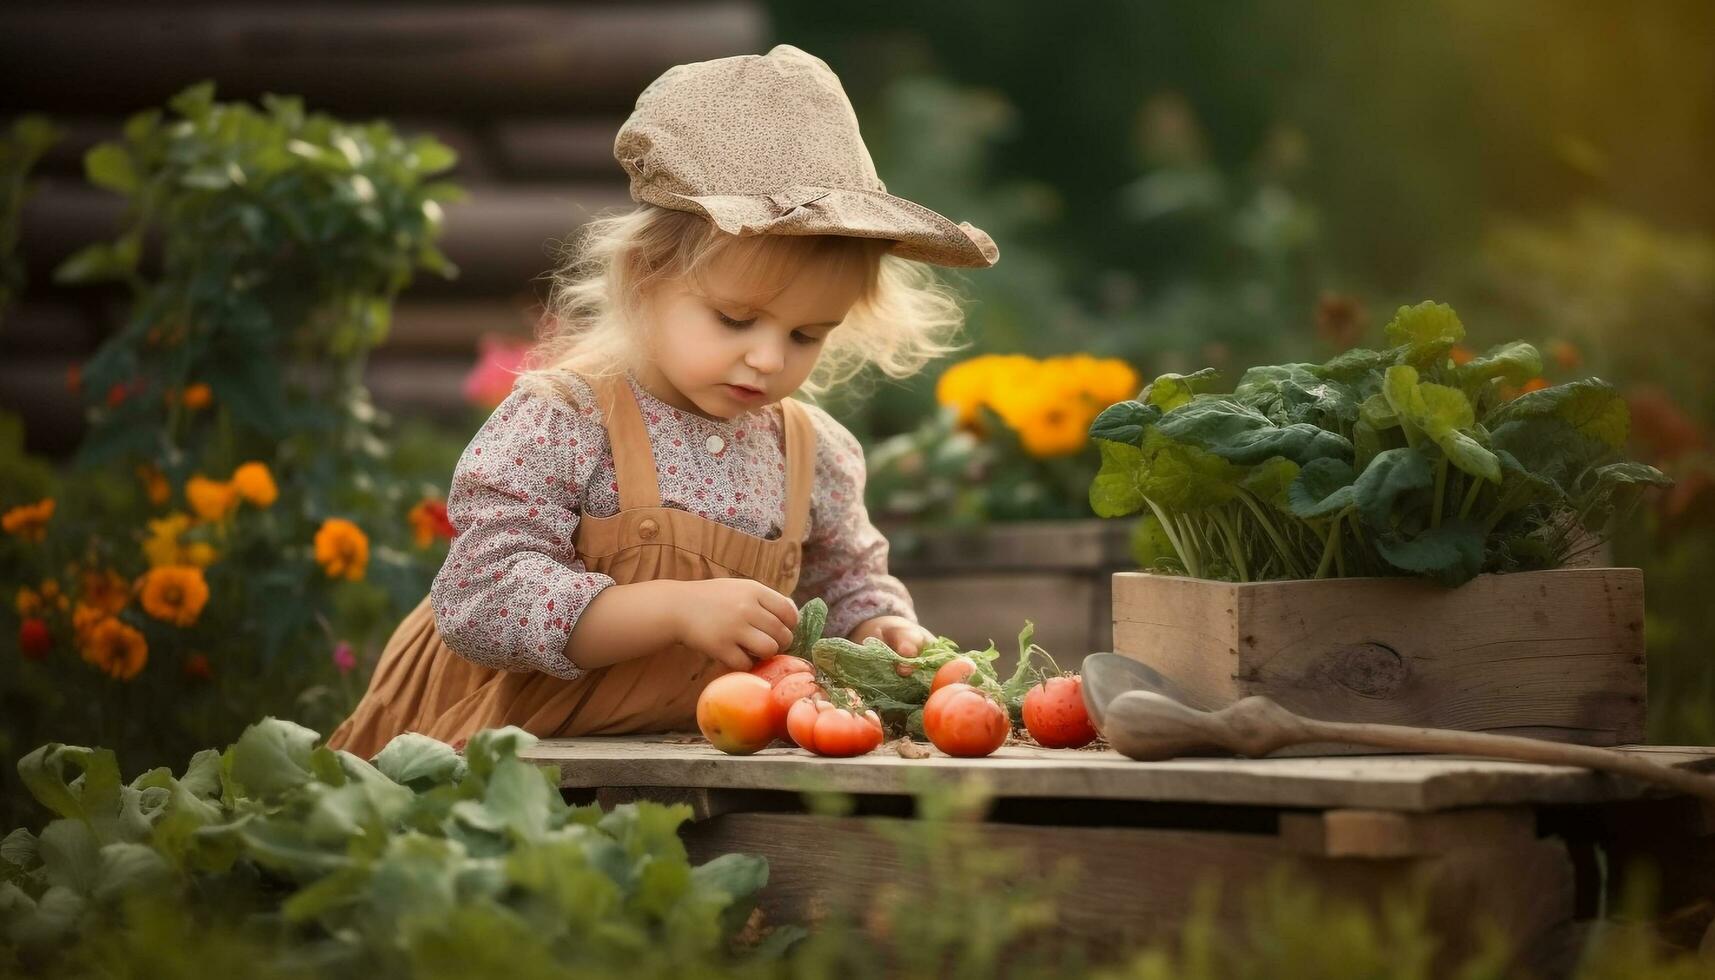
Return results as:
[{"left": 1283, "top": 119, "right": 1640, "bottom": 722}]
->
[{"left": 613, "top": 44, "right": 1000, "bottom": 269}]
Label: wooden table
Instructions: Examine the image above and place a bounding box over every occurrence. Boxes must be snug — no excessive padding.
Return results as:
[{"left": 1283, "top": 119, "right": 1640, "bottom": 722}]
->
[{"left": 522, "top": 738, "right": 1715, "bottom": 975}]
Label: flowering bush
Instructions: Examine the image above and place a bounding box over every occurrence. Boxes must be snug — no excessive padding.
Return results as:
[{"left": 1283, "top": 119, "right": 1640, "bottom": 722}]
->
[
  {"left": 0, "top": 84, "right": 468, "bottom": 828},
  {"left": 866, "top": 353, "right": 1139, "bottom": 523}
]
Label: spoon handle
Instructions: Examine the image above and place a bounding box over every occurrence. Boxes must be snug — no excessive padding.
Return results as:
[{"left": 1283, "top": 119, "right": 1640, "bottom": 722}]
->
[{"left": 1290, "top": 711, "right": 1715, "bottom": 802}]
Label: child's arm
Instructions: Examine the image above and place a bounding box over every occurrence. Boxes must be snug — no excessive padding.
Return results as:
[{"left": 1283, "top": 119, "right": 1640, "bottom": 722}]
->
[
  {"left": 565, "top": 577, "right": 797, "bottom": 672},
  {"left": 430, "top": 385, "right": 617, "bottom": 679},
  {"left": 791, "top": 406, "right": 928, "bottom": 651}
]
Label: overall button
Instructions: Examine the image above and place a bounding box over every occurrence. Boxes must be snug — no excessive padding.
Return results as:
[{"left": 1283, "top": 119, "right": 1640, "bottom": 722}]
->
[
  {"left": 781, "top": 549, "right": 798, "bottom": 573},
  {"left": 637, "top": 518, "right": 659, "bottom": 540},
  {"left": 706, "top": 434, "right": 725, "bottom": 455}
]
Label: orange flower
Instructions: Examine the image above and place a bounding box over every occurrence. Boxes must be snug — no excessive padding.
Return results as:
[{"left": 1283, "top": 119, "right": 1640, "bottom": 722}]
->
[
  {"left": 1520, "top": 377, "right": 1551, "bottom": 394},
  {"left": 314, "top": 518, "right": 369, "bottom": 581},
  {"left": 15, "top": 586, "right": 44, "bottom": 618},
  {"left": 1546, "top": 340, "right": 1582, "bottom": 372},
  {"left": 185, "top": 476, "right": 239, "bottom": 523},
  {"left": 80, "top": 618, "right": 148, "bottom": 680},
  {"left": 135, "top": 464, "right": 172, "bottom": 507},
  {"left": 232, "top": 461, "right": 278, "bottom": 508},
  {"left": 408, "top": 499, "right": 455, "bottom": 548},
  {"left": 81, "top": 568, "right": 131, "bottom": 617},
  {"left": 1449, "top": 345, "right": 1476, "bottom": 366},
  {"left": 137, "top": 566, "right": 210, "bottom": 627},
  {"left": 2, "top": 499, "right": 54, "bottom": 542},
  {"left": 71, "top": 602, "right": 108, "bottom": 645},
  {"left": 181, "top": 383, "right": 213, "bottom": 410},
  {"left": 142, "top": 513, "right": 218, "bottom": 569}
]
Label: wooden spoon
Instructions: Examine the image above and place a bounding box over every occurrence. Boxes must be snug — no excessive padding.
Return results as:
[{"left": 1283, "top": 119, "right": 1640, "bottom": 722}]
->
[{"left": 1104, "top": 689, "right": 1715, "bottom": 802}]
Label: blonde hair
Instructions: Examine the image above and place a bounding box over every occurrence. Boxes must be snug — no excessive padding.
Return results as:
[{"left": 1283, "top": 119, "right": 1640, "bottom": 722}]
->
[{"left": 516, "top": 205, "right": 968, "bottom": 404}]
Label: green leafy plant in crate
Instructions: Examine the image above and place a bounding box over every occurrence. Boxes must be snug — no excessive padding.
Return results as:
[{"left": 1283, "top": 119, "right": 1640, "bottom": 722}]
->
[
  {"left": 1088, "top": 301, "right": 1671, "bottom": 585},
  {"left": 1, "top": 82, "right": 466, "bottom": 827}
]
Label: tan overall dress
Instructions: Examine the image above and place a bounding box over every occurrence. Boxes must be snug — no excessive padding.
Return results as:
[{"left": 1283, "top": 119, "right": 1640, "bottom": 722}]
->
[{"left": 325, "top": 372, "right": 815, "bottom": 759}]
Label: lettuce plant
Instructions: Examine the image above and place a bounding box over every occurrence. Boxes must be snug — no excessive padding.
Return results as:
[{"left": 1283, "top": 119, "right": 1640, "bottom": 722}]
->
[{"left": 1089, "top": 301, "right": 1670, "bottom": 585}]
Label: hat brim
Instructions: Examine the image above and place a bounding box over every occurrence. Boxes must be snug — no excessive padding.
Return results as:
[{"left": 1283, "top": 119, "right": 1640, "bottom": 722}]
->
[{"left": 634, "top": 184, "right": 999, "bottom": 269}]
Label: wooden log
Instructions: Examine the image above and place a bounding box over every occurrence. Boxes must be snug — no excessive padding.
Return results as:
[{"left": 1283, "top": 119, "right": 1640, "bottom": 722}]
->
[
  {"left": 490, "top": 118, "right": 629, "bottom": 179},
  {"left": 0, "top": 3, "right": 767, "bottom": 114},
  {"left": 1112, "top": 568, "right": 1647, "bottom": 757}
]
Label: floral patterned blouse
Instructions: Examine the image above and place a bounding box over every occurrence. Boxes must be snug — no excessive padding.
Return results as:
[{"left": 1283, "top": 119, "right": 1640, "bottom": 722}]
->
[{"left": 428, "top": 372, "right": 917, "bottom": 679}]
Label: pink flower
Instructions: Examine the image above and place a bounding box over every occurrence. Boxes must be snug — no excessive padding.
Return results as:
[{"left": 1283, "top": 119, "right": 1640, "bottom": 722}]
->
[
  {"left": 332, "top": 641, "right": 356, "bottom": 674},
  {"left": 462, "top": 334, "right": 531, "bottom": 408}
]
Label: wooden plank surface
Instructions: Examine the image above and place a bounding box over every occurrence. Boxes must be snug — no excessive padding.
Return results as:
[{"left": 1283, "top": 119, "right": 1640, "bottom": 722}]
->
[{"left": 521, "top": 736, "right": 1715, "bottom": 813}]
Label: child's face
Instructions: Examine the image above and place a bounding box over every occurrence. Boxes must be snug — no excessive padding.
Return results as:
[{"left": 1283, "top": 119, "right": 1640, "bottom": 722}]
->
[{"left": 641, "top": 255, "right": 866, "bottom": 420}]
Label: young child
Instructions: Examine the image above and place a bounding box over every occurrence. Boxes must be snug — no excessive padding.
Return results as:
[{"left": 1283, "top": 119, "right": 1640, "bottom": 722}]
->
[{"left": 326, "top": 44, "right": 999, "bottom": 758}]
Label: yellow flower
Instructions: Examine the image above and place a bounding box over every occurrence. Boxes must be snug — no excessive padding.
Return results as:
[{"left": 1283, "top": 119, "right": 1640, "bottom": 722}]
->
[
  {"left": 142, "top": 513, "right": 217, "bottom": 569},
  {"left": 185, "top": 476, "right": 239, "bottom": 523},
  {"left": 181, "top": 383, "right": 213, "bottom": 410},
  {"left": 232, "top": 461, "right": 278, "bottom": 508},
  {"left": 81, "top": 568, "right": 131, "bottom": 616},
  {"left": 2, "top": 499, "right": 54, "bottom": 542},
  {"left": 314, "top": 518, "right": 369, "bottom": 581},
  {"left": 135, "top": 464, "right": 172, "bottom": 507},
  {"left": 80, "top": 618, "right": 148, "bottom": 680},
  {"left": 137, "top": 566, "right": 210, "bottom": 627}
]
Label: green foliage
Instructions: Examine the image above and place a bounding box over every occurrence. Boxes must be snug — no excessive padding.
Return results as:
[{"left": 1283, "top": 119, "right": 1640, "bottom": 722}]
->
[
  {"left": 1088, "top": 301, "right": 1670, "bottom": 585},
  {"left": 1, "top": 82, "right": 469, "bottom": 831},
  {"left": 0, "top": 720, "right": 773, "bottom": 977},
  {"left": 0, "top": 115, "right": 62, "bottom": 325}
]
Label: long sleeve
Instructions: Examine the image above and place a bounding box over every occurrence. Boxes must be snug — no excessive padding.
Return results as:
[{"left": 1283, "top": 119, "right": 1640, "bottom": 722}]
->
[
  {"left": 429, "top": 385, "right": 615, "bottom": 678},
  {"left": 792, "top": 404, "right": 918, "bottom": 639}
]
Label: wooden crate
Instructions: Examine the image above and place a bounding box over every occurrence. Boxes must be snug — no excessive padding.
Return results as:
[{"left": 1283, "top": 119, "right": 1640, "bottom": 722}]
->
[{"left": 1112, "top": 567, "right": 1647, "bottom": 757}]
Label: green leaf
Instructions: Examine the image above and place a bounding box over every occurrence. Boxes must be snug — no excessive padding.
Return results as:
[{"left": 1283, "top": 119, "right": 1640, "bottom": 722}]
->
[
  {"left": 786, "top": 597, "right": 829, "bottom": 658},
  {"left": 85, "top": 143, "right": 139, "bottom": 194},
  {"left": 1156, "top": 398, "right": 1352, "bottom": 467},
  {"left": 225, "top": 718, "right": 320, "bottom": 801},
  {"left": 1486, "top": 378, "right": 1629, "bottom": 451},
  {"left": 1089, "top": 440, "right": 1147, "bottom": 517},
  {"left": 17, "top": 744, "right": 122, "bottom": 823},
  {"left": 409, "top": 135, "right": 459, "bottom": 174},
  {"left": 1354, "top": 447, "right": 1434, "bottom": 529},
  {"left": 1315, "top": 346, "right": 1399, "bottom": 383},
  {"left": 92, "top": 842, "right": 172, "bottom": 904},
  {"left": 37, "top": 819, "right": 100, "bottom": 893},
  {"left": 1456, "top": 341, "right": 1543, "bottom": 387},
  {"left": 1134, "top": 429, "right": 1244, "bottom": 511},
  {"left": 371, "top": 733, "right": 468, "bottom": 788},
  {"left": 1383, "top": 301, "right": 1465, "bottom": 348},
  {"left": 1240, "top": 456, "right": 1301, "bottom": 509},
  {"left": 1374, "top": 521, "right": 1486, "bottom": 586},
  {"left": 1088, "top": 400, "right": 1161, "bottom": 447},
  {"left": 1289, "top": 458, "right": 1358, "bottom": 519},
  {"left": 1143, "top": 368, "right": 1222, "bottom": 411},
  {"left": 52, "top": 242, "right": 130, "bottom": 284}
]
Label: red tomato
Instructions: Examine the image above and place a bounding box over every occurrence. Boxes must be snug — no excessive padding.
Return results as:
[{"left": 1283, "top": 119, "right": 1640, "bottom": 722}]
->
[
  {"left": 1022, "top": 675, "right": 1097, "bottom": 749},
  {"left": 750, "top": 655, "right": 812, "bottom": 685},
  {"left": 786, "top": 697, "right": 884, "bottom": 758},
  {"left": 930, "top": 656, "right": 978, "bottom": 694},
  {"left": 768, "top": 671, "right": 822, "bottom": 742},
  {"left": 696, "top": 673, "right": 776, "bottom": 755},
  {"left": 921, "top": 683, "right": 1010, "bottom": 758}
]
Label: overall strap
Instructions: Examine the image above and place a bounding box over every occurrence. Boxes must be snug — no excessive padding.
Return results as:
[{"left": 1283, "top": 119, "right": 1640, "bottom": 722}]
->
[
  {"left": 779, "top": 399, "right": 817, "bottom": 543},
  {"left": 589, "top": 373, "right": 662, "bottom": 511}
]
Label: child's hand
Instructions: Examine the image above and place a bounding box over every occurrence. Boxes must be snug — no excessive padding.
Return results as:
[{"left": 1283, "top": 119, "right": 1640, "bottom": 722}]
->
[
  {"left": 671, "top": 579, "right": 800, "bottom": 672},
  {"left": 850, "top": 615, "right": 937, "bottom": 677}
]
